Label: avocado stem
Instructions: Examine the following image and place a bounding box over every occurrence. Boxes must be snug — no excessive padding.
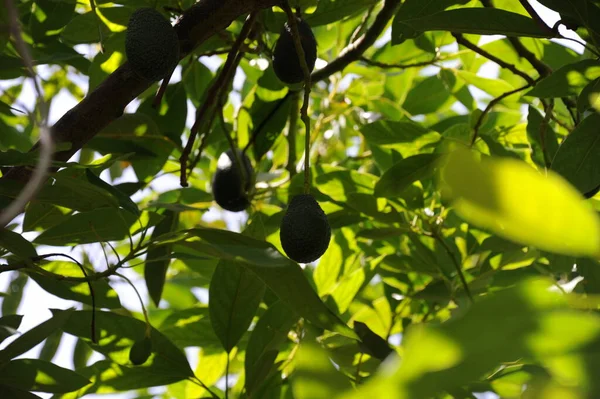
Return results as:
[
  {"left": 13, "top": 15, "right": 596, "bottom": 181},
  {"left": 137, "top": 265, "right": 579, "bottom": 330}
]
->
[{"left": 281, "top": 2, "right": 313, "bottom": 194}]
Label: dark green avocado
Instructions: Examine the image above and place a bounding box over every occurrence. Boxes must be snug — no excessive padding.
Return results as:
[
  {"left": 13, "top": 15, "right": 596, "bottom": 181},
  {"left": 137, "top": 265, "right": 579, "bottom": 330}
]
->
[
  {"left": 280, "top": 194, "right": 331, "bottom": 263},
  {"left": 129, "top": 335, "right": 152, "bottom": 365},
  {"left": 272, "top": 18, "right": 317, "bottom": 85},
  {"left": 125, "top": 8, "right": 179, "bottom": 81},
  {"left": 212, "top": 149, "right": 254, "bottom": 212}
]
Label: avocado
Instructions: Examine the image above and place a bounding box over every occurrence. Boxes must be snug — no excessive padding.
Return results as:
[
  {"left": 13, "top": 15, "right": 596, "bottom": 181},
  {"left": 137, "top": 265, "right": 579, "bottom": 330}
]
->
[
  {"left": 125, "top": 8, "right": 179, "bottom": 81},
  {"left": 272, "top": 18, "right": 317, "bottom": 85},
  {"left": 280, "top": 194, "right": 331, "bottom": 263},
  {"left": 129, "top": 335, "right": 152, "bottom": 365},
  {"left": 212, "top": 149, "right": 254, "bottom": 212}
]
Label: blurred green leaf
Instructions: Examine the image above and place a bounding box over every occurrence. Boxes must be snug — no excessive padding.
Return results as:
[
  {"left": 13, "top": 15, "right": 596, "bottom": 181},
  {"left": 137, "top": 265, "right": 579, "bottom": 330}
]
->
[
  {"left": 291, "top": 340, "right": 353, "bottom": 399},
  {"left": 441, "top": 149, "right": 600, "bottom": 257}
]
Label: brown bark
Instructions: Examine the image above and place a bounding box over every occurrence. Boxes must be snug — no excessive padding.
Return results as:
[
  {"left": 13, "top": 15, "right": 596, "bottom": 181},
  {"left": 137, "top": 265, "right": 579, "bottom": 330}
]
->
[{"left": 2, "top": 0, "right": 279, "bottom": 182}]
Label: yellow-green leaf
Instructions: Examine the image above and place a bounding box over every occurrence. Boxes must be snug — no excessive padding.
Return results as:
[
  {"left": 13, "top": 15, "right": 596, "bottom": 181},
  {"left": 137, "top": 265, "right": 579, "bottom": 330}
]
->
[{"left": 440, "top": 149, "right": 600, "bottom": 258}]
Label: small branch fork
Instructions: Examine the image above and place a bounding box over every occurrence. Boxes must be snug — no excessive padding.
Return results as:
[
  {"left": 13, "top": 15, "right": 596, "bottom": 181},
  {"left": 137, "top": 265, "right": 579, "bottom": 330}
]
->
[
  {"left": 0, "top": 0, "right": 53, "bottom": 228},
  {"left": 179, "top": 12, "right": 257, "bottom": 187},
  {"left": 280, "top": 1, "right": 312, "bottom": 194}
]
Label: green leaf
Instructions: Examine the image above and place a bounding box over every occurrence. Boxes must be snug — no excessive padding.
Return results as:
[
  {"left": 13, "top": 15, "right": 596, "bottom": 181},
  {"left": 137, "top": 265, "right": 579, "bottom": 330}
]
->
[
  {"left": 28, "top": 262, "right": 121, "bottom": 308},
  {"left": 0, "top": 385, "right": 42, "bottom": 398},
  {"left": 0, "top": 171, "right": 119, "bottom": 212},
  {"left": 392, "top": 0, "right": 471, "bottom": 44},
  {"left": 441, "top": 149, "right": 600, "bottom": 257},
  {"left": 34, "top": 208, "right": 137, "bottom": 246},
  {"left": 551, "top": 113, "right": 600, "bottom": 197},
  {"left": 526, "top": 105, "right": 559, "bottom": 168},
  {"left": 23, "top": 202, "right": 68, "bottom": 232},
  {"left": 402, "top": 75, "right": 453, "bottom": 115},
  {"left": 60, "top": 11, "right": 110, "bottom": 44},
  {"left": 0, "top": 315, "right": 22, "bottom": 344},
  {"left": 527, "top": 59, "right": 600, "bottom": 98},
  {"left": 145, "top": 210, "right": 179, "bottom": 307},
  {"left": 578, "top": 77, "right": 600, "bottom": 112},
  {"left": 361, "top": 120, "right": 438, "bottom": 146},
  {"left": 245, "top": 301, "right": 298, "bottom": 395},
  {"left": 343, "top": 278, "right": 600, "bottom": 399},
  {"left": 251, "top": 95, "right": 292, "bottom": 163},
  {"left": 38, "top": 330, "right": 62, "bottom": 362},
  {"left": 209, "top": 260, "right": 265, "bottom": 352},
  {"left": 85, "top": 169, "right": 140, "bottom": 216},
  {"left": 395, "top": 8, "right": 552, "bottom": 42},
  {"left": 183, "top": 228, "right": 355, "bottom": 337},
  {"left": 56, "top": 310, "right": 194, "bottom": 390},
  {"left": 0, "top": 309, "right": 73, "bottom": 365},
  {"left": 306, "top": 0, "right": 379, "bottom": 26},
  {"left": 0, "top": 358, "right": 89, "bottom": 393},
  {"left": 291, "top": 341, "right": 353, "bottom": 399},
  {"left": 29, "top": 0, "right": 76, "bottom": 42},
  {"left": 0, "top": 229, "right": 36, "bottom": 259},
  {"left": 375, "top": 154, "right": 441, "bottom": 198}
]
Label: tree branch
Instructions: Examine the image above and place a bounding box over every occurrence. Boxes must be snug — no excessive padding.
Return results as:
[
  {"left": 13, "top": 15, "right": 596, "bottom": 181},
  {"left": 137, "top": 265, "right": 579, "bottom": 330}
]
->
[
  {"left": 1, "top": 0, "right": 279, "bottom": 186},
  {"left": 311, "top": 0, "right": 402, "bottom": 83}
]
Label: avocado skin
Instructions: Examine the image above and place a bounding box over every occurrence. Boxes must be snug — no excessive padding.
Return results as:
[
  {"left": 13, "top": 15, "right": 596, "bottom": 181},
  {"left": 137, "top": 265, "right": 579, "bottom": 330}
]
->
[
  {"left": 212, "top": 149, "right": 254, "bottom": 212},
  {"left": 272, "top": 18, "right": 317, "bottom": 85},
  {"left": 129, "top": 336, "right": 152, "bottom": 365},
  {"left": 280, "top": 194, "right": 331, "bottom": 263},
  {"left": 125, "top": 8, "right": 179, "bottom": 81}
]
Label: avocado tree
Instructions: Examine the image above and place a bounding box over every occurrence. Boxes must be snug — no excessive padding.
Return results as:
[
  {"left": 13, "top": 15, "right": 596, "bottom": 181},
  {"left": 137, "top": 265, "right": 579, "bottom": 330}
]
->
[{"left": 1, "top": 0, "right": 600, "bottom": 398}]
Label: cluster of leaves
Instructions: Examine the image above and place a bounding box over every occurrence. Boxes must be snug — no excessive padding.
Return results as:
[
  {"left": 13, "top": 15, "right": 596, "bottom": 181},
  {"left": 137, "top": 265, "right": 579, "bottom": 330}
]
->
[{"left": 1, "top": 0, "right": 600, "bottom": 398}]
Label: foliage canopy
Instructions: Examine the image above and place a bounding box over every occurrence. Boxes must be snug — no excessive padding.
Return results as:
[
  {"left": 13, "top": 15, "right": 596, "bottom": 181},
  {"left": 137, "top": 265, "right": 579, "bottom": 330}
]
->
[{"left": 1, "top": 0, "right": 600, "bottom": 398}]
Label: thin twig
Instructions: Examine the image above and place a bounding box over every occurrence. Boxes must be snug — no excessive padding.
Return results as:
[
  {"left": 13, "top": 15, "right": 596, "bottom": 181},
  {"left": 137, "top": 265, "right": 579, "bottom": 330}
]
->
[
  {"left": 432, "top": 233, "right": 473, "bottom": 302},
  {"left": 349, "top": 6, "right": 375, "bottom": 44},
  {"left": 16, "top": 253, "right": 97, "bottom": 342},
  {"left": 359, "top": 55, "right": 442, "bottom": 70},
  {"left": 114, "top": 272, "right": 152, "bottom": 336},
  {"left": 0, "top": 0, "right": 53, "bottom": 228},
  {"left": 517, "top": 0, "right": 555, "bottom": 36},
  {"left": 286, "top": 91, "right": 300, "bottom": 177},
  {"left": 179, "top": 12, "right": 257, "bottom": 187}
]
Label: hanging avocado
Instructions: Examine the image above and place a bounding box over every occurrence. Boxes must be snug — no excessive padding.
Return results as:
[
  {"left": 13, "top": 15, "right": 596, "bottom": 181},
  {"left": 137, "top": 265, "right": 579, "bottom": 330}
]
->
[
  {"left": 125, "top": 8, "right": 180, "bottom": 81},
  {"left": 212, "top": 149, "right": 255, "bottom": 212},
  {"left": 272, "top": 18, "right": 317, "bottom": 85},
  {"left": 280, "top": 194, "right": 331, "bottom": 263}
]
